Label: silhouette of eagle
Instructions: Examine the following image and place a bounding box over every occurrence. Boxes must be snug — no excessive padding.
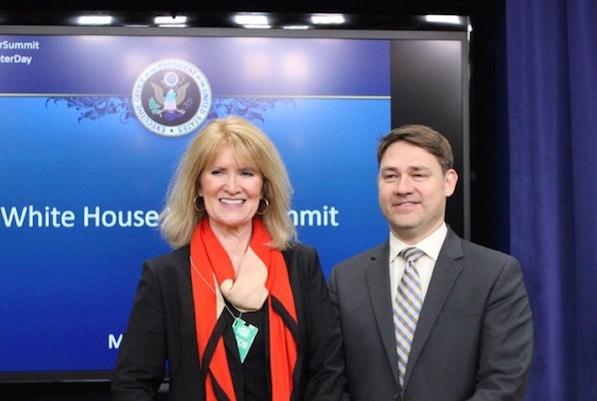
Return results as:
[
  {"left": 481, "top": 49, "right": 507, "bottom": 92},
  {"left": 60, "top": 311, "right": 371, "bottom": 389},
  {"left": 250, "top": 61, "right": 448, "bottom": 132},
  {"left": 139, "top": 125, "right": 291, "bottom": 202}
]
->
[{"left": 150, "top": 81, "right": 191, "bottom": 112}]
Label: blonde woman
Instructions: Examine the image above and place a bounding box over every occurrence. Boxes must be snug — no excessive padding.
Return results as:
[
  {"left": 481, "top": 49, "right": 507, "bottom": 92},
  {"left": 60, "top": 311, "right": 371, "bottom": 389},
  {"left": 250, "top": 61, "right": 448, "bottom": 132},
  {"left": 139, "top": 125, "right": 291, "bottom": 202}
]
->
[{"left": 113, "top": 116, "right": 343, "bottom": 401}]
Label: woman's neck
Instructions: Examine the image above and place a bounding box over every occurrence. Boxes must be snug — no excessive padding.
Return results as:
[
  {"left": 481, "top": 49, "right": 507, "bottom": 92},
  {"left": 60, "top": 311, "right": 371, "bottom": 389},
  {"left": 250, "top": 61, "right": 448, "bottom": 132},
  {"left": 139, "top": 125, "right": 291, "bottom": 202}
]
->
[{"left": 208, "top": 219, "right": 252, "bottom": 271}]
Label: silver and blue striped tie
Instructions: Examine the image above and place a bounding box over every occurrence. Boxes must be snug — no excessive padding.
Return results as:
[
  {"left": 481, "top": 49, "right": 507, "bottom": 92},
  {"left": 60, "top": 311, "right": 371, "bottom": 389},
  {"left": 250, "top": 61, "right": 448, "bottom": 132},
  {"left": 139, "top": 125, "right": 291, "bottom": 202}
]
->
[{"left": 394, "top": 247, "right": 425, "bottom": 388}]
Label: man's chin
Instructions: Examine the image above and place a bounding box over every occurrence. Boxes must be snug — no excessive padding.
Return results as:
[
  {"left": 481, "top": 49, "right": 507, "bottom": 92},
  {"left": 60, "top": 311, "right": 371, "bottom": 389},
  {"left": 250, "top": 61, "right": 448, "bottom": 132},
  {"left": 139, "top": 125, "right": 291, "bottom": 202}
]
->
[{"left": 390, "top": 222, "right": 418, "bottom": 236}]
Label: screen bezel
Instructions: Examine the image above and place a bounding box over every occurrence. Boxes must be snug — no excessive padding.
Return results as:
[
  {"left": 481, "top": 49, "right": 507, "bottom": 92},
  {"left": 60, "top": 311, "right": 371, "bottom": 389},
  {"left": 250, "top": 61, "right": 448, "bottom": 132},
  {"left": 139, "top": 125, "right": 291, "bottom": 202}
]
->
[{"left": 0, "top": 11, "right": 470, "bottom": 384}]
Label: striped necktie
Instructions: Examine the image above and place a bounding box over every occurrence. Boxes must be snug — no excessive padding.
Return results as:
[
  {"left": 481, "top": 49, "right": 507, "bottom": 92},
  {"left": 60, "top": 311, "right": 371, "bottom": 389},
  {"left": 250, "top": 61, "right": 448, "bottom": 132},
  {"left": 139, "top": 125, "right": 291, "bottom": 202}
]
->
[{"left": 394, "top": 246, "right": 425, "bottom": 388}]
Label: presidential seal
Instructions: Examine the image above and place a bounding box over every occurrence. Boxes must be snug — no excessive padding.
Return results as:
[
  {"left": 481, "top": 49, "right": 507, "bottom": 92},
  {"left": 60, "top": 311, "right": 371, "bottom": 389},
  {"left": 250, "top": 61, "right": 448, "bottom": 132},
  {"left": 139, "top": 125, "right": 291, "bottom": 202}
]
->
[{"left": 132, "top": 59, "right": 212, "bottom": 137}]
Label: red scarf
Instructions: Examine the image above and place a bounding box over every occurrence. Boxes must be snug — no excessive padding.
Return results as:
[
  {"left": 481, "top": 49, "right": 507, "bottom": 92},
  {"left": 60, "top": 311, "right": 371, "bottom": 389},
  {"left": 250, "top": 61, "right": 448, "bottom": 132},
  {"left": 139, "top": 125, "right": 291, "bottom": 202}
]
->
[{"left": 190, "top": 218, "right": 298, "bottom": 401}]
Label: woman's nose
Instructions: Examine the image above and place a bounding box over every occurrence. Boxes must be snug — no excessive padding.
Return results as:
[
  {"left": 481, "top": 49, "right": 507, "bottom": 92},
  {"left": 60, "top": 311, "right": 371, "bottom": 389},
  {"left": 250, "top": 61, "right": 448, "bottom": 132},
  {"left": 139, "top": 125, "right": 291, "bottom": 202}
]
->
[{"left": 225, "top": 174, "right": 240, "bottom": 192}]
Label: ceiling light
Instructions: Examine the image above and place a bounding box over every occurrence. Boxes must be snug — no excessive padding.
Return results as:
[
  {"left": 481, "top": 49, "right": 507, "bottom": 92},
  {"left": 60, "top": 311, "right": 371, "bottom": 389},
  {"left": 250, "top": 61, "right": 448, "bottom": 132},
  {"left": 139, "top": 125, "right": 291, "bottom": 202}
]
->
[
  {"left": 310, "top": 14, "right": 345, "bottom": 25},
  {"left": 243, "top": 25, "right": 272, "bottom": 30},
  {"left": 424, "top": 15, "right": 463, "bottom": 25},
  {"left": 76, "top": 15, "right": 113, "bottom": 25},
  {"left": 233, "top": 14, "right": 269, "bottom": 26},
  {"left": 282, "top": 25, "right": 311, "bottom": 30},
  {"left": 154, "top": 16, "right": 187, "bottom": 25}
]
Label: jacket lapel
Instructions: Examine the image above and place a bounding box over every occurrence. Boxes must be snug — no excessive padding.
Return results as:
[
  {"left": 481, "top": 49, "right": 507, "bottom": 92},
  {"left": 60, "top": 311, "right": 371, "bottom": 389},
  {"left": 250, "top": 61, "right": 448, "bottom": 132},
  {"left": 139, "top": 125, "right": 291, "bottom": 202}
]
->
[
  {"left": 365, "top": 242, "right": 401, "bottom": 386},
  {"left": 403, "top": 228, "right": 464, "bottom": 388}
]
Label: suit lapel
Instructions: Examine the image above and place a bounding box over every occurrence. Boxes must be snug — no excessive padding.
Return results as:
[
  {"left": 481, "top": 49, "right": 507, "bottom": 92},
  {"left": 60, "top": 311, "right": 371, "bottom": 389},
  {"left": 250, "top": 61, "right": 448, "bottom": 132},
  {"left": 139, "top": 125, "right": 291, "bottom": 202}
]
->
[
  {"left": 403, "top": 229, "right": 464, "bottom": 388},
  {"left": 365, "top": 242, "right": 401, "bottom": 386}
]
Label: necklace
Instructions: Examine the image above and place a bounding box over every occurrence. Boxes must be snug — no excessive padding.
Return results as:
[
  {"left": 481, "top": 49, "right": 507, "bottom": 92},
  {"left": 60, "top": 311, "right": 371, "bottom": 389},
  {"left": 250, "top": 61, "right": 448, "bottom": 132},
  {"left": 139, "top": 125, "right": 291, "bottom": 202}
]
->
[
  {"left": 190, "top": 256, "right": 259, "bottom": 363},
  {"left": 189, "top": 256, "right": 241, "bottom": 320}
]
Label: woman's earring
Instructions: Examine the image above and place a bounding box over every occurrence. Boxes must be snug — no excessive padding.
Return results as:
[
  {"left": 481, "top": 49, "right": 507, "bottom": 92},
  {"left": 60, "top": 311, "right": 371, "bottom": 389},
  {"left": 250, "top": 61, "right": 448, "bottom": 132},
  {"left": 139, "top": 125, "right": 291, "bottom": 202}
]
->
[
  {"left": 256, "top": 198, "right": 269, "bottom": 216},
  {"left": 194, "top": 196, "right": 206, "bottom": 213}
]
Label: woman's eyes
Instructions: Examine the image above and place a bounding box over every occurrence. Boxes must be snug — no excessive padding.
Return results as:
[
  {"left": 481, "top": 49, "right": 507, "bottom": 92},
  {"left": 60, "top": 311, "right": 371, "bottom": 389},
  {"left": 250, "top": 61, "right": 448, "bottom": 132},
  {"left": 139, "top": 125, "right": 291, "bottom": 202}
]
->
[{"left": 209, "top": 168, "right": 255, "bottom": 176}]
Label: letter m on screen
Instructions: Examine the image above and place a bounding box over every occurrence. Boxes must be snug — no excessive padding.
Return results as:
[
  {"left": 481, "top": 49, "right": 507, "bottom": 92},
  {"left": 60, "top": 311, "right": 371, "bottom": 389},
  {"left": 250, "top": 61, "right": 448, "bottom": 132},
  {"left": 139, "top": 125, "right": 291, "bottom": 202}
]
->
[{"left": 108, "top": 334, "right": 123, "bottom": 349}]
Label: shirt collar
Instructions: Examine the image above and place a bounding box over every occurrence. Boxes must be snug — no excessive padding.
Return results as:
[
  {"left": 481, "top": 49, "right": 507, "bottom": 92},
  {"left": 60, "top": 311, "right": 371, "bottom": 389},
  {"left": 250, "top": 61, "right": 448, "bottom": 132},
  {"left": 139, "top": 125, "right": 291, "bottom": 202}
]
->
[{"left": 389, "top": 223, "right": 448, "bottom": 262}]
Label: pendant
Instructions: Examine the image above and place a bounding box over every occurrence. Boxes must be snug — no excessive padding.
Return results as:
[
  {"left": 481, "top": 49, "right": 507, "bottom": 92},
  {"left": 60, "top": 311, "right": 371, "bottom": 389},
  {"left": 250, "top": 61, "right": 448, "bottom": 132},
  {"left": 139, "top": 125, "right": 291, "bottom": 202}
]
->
[{"left": 232, "top": 317, "right": 258, "bottom": 363}]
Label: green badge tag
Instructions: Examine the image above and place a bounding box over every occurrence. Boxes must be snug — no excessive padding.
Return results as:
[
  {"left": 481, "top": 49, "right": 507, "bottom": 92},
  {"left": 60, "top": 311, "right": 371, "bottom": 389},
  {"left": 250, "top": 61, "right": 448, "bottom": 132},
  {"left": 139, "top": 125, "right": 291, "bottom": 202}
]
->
[{"left": 232, "top": 317, "right": 258, "bottom": 363}]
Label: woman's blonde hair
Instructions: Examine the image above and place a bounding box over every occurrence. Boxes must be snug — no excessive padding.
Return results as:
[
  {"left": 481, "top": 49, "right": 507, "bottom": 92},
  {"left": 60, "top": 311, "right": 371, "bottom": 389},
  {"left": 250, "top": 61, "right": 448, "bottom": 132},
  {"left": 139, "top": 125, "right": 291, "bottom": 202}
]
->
[{"left": 159, "top": 116, "right": 296, "bottom": 250}]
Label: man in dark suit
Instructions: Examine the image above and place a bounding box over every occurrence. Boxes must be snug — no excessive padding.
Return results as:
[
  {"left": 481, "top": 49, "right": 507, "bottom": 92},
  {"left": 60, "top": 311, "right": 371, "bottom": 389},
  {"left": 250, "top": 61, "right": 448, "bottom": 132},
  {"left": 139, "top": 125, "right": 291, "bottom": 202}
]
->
[{"left": 329, "top": 124, "right": 533, "bottom": 401}]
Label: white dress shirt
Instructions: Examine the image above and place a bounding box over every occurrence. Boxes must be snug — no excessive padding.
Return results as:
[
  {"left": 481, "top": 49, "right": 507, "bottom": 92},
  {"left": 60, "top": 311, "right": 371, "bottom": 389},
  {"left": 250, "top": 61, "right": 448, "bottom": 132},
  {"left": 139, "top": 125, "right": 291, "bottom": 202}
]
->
[{"left": 389, "top": 223, "right": 448, "bottom": 303}]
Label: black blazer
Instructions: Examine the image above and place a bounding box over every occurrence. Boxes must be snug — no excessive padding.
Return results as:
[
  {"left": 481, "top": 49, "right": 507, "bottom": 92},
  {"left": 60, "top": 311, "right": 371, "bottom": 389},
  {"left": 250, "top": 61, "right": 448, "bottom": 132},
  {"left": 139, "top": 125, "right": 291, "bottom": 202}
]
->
[
  {"left": 329, "top": 227, "right": 533, "bottom": 401},
  {"left": 112, "top": 243, "right": 344, "bottom": 401}
]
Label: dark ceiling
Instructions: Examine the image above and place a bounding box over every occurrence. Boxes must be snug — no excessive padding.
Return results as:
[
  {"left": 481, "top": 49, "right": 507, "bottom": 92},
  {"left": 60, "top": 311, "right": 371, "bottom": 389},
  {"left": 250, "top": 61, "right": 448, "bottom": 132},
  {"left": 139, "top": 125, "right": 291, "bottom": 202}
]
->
[
  {"left": 0, "top": 0, "right": 496, "bottom": 30},
  {"left": 1, "top": 0, "right": 484, "bottom": 14}
]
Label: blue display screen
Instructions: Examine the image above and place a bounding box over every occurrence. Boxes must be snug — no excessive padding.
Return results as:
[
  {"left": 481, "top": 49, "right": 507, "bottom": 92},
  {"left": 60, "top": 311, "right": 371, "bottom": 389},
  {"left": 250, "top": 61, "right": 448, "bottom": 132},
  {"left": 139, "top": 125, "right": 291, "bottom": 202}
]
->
[{"left": 0, "top": 28, "right": 467, "bottom": 378}]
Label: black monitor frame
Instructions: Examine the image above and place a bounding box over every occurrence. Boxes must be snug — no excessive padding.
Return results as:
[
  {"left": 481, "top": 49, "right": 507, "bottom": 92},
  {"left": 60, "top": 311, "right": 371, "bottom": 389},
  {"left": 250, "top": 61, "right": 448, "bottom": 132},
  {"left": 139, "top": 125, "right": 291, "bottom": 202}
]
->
[{"left": 0, "top": 10, "right": 470, "bottom": 385}]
